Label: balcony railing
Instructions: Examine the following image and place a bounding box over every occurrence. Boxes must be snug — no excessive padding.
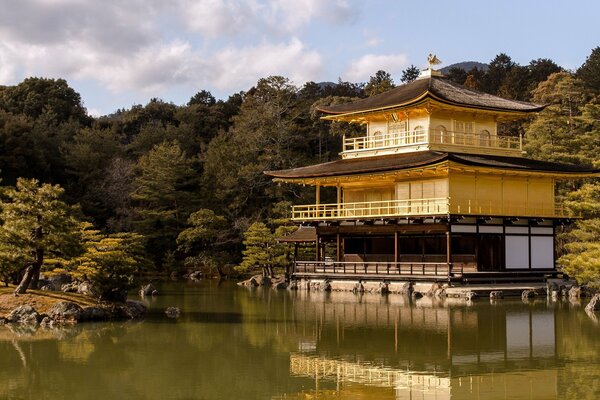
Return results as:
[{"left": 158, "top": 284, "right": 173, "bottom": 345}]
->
[
  {"left": 291, "top": 198, "right": 569, "bottom": 221},
  {"left": 294, "top": 260, "right": 455, "bottom": 279},
  {"left": 292, "top": 198, "right": 449, "bottom": 220},
  {"left": 342, "top": 129, "right": 523, "bottom": 154}
]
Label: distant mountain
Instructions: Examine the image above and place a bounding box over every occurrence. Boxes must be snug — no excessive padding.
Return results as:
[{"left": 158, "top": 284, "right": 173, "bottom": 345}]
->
[
  {"left": 316, "top": 81, "right": 337, "bottom": 90},
  {"left": 440, "top": 61, "right": 489, "bottom": 74}
]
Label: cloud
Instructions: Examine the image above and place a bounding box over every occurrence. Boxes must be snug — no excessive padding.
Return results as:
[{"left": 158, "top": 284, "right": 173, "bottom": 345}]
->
[
  {"left": 0, "top": 0, "right": 355, "bottom": 105},
  {"left": 181, "top": 0, "right": 359, "bottom": 36},
  {"left": 208, "top": 38, "right": 323, "bottom": 89},
  {"left": 344, "top": 53, "right": 410, "bottom": 82}
]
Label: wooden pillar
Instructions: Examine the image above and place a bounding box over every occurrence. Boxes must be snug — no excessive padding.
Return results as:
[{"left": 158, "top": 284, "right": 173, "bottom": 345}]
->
[
  {"left": 394, "top": 231, "right": 399, "bottom": 263},
  {"left": 336, "top": 233, "right": 341, "bottom": 262},
  {"left": 315, "top": 234, "right": 320, "bottom": 261},
  {"left": 336, "top": 182, "right": 341, "bottom": 217},
  {"left": 316, "top": 183, "right": 321, "bottom": 205},
  {"left": 446, "top": 230, "right": 452, "bottom": 265}
]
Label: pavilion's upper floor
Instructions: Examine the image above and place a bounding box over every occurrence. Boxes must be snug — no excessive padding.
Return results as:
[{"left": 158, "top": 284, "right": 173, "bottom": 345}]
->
[{"left": 317, "top": 70, "right": 544, "bottom": 159}]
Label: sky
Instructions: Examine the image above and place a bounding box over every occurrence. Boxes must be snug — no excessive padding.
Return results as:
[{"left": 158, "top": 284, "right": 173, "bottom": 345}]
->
[{"left": 0, "top": 0, "right": 598, "bottom": 116}]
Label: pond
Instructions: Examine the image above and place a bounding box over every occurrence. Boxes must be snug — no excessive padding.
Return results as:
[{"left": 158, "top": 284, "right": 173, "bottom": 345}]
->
[{"left": 1, "top": 280, "right": 599, "bottom": 399}]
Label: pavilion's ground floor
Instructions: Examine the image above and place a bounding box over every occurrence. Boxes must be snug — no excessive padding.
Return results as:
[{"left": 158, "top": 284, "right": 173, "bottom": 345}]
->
[{"left": 290, "top": 216, "right": 565, "bottom": 283}]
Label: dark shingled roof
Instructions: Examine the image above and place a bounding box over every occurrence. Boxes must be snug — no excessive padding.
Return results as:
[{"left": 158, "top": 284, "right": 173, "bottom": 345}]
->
[
  {"left": 277, "top": 226, "right": 316, "bottom": 243},
  {"left": 317, "top": 76, "right": 545, "bottom": 115},
  {"left": 265, "top": 151, "right": 599, "bottom": 179}
]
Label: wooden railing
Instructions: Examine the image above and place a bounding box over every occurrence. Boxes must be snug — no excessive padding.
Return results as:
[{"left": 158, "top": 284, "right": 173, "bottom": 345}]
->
[
  {"left": 342, "top": 129, "right": 522, "bottom": 154},
  {"left": 291, "top": 198, "right": 449, "bottom": 220},
  {"left": 291, "top": 198, "right": 569, "bottom": 221},
  {"left": 450, "top": 200, "right": 569, "bottom": 218},
  {"left": 294, "top": 261, "right": 456, "bottom": 279}
]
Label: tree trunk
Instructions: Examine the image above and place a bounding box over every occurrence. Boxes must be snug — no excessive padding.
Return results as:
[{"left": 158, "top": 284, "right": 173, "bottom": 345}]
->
[
  {"left": 14, "top": 265, "right": 35, "bottom": 294},
  {"left": 14, "top": 248, "right": 43, "bottom": 294}
]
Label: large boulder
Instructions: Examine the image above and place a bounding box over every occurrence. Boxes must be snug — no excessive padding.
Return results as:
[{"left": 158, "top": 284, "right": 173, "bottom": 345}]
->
[
  {"left": 81, "top": 306, "right": 108, "bottom": 321},
  {"left": 48, "top": 273, "right": 72, "bottom": 287},
  {"left": 124, "top": 300, "right": 147, "bottom": 319},
  {"left": 585, "top": 294, "right": 600, "bottom": 313},
  {"left": 7, "top": 305, "right": 41, "bottom": 325},
  {"left": 77, "top": 281, "right": 98, "bottom": 297},
  {"left": 48, "top": 302, "right": 84, "bottom": 323}
]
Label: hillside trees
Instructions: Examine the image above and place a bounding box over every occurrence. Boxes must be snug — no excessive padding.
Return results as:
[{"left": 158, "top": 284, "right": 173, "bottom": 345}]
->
[
  {"left": 524, "top": 72, "right": 591, "bottom": 166},
  {"left": 203, "top": 76, "right": 312, "bottom": 219},
  {"left": 131, "top": 141, "right": 199, "bottom": 266}
]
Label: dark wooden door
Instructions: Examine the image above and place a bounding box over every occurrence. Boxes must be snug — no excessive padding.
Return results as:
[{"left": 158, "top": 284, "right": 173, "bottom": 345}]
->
[{"left": 477, "top": 234, "right": 504, "bottom": 271}]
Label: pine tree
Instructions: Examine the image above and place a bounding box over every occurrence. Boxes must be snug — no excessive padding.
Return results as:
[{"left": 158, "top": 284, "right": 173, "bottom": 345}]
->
[
  {"left": 400, "top": 65, "right": 420, "bottom": 83},
  {"left": 0, "top": 178, "right": 81, "bottom": 294},
  {"left": 239, "top": 222, "right": 275, "bottom": 276},
  {"left": 559, "top": 183, "right": 600, "bottom": 288},
  {"left": 131, "top": 141, "right": 198, "bottom": 264},
  {"left": 177, "top": 209, "right": 233, "bottom": 277},
  {"left": 69, "top": 223, "right": 149, "bottom": 300},
  {"left": 365, "top": 70, "right": 394, "bottom": 96},
  {"left": 524, "top": 72, "right": 591, "bottom": 166}
]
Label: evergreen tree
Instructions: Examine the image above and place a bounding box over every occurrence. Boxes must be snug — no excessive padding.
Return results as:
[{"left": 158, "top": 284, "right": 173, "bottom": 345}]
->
[
  {"left": 559, "top": 182, "right": 600, "bottom": 288},
  {"left": 69, "top": 223, "right": 149, "bottom": 300},
  {"left": 131, "top": 141, "right": 198, "bottom": 265},
  {"left": 0, "top": 178, "right": 81, "bottom": 294},
  {"left": 177, "top": 209, "right": 233, "bottom": 277},
  {"left": 239, "top": 222, "right": 275, "bottom": 277},
  {"left": 445, "top": 67, "right": 468, "bottom": 85},
  {"left": 400, "top": 65, "right": 420, "bottom": 83},
  {"left": 482, "top": 53, "right": 516, "bottom": 94},
  {"left": 577, "top": 47, "right": 600, "bottom": 92},
  {"left": 0, "top": 77, "right": 90, "bottom": 125},
  {"left": 365, "top": 70, "right": 394, "bottom": 96},
  {"left": 524, "top": 72, "right": 591, "bottom": 166}
]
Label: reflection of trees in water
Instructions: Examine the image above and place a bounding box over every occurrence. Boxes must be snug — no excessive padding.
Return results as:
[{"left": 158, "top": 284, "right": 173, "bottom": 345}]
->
[{"left": 1, "top": 282, "right": 600, "bottom": 399}]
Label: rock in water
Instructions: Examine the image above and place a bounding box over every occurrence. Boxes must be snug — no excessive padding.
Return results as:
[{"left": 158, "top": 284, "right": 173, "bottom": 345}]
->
[
  {"left": 568, "top": 286, "right": 581, "bottom": 299},
  {"left": 140, "top": 283, "right": 158, "bottom": 296},
  {"left": 490, "top": 291, "right": 504, "bottom": 300},
  {"left": 465, "top": 291, "right": 479, "bottom": 301},
  {"left": 522, "top": 290, "right": 535, "bottom": 300},
  {"left": 124, "top": 300, "right": 147, "bottom": 319},
  {"left": 7, "top": 305, "right": 41, "bottom": 325},
  {"left": 585, "top": 294, "right": 600, "bottom": 313},
  {"left": 272, "top": 279, "right": 288, "bottom": 290},
  {"left": 82, "top": 306, "right": 108, "bottom": 321},
  {"left": 48, "top": 302, "right": 84, "bottom": 323},
  {"left": 165, "top": 307, "right": 181, "bottom": 318},
  {"left": 189, "top": 271, "right": 203, "bottom": 281}
]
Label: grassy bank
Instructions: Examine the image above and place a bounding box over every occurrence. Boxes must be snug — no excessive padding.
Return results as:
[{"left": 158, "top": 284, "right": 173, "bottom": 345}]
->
[{"left": 0, "top": 285, "right": 97, "bottom": 318}]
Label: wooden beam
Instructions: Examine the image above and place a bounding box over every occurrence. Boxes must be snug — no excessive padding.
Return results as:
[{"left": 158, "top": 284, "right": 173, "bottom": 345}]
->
[{"left": 336, "top": 233, "right": 341, "bottom": 262}]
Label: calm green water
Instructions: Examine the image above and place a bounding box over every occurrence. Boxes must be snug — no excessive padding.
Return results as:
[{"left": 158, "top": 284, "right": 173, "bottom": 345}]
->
[{"left": 1, "top": 281, "right": 600, "bottom": 400}]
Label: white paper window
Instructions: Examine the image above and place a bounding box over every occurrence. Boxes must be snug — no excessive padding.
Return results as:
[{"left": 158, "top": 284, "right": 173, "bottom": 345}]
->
[
  {"left": 505, "top": 235, "right": 529, "bottom": 269},
  {"left": 531, "top": 236, "right": 554, "bottom": 269}
]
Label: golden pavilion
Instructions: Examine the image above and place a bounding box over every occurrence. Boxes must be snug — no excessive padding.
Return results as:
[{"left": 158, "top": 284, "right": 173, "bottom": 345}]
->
[{"left": 265, "top": 59, "right": 598, "bottom": 284}]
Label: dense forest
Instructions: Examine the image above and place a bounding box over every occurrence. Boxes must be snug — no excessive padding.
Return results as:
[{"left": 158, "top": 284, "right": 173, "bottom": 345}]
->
[{"left": 1, "top": 48, "right": 599, "bottom": 290}]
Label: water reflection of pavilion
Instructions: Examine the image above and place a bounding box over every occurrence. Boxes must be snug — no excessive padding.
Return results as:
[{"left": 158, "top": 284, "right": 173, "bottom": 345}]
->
[{"left": 288, "top": 292, "right": 558, "bottom": 399}]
